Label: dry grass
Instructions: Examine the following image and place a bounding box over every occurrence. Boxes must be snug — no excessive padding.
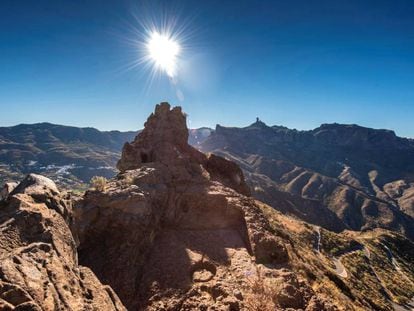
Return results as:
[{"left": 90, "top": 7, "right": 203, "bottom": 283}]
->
[
  {"left": 243, "top": 268, "right": 278, "bottom": 311},
  {"left": 90, "top": 176, "right": 108, "bottom": 192},
  {"left": 254, "top": 198, "right": 414, "bottom": 310}
]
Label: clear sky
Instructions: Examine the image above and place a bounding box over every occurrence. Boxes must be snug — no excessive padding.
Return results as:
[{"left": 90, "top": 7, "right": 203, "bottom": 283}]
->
[{"left": 1, "top": 0, "right": 414, "bottom": 137}]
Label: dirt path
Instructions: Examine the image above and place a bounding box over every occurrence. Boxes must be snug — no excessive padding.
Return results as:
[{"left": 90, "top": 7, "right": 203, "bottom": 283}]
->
[
  {"left": 315, "top": 226, "right": 321, "bottom": 253},
  {"left": 314, "top": 229, "right": 414, "bottom": 310}
]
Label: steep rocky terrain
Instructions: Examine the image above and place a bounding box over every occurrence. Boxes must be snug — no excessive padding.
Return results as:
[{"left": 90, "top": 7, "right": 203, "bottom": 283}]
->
[
  {"left": 1, "top": 103, "right": 414, "bottom": 310},
  {"left": 199, "top": 121, "right": 414, "bottom": 239},
  {"left": 75, "top": 103, "right": 303, "bottom": 310},
  {"left": 0, "top": 173, "right": 125, "bottom": 310},
  {"left": 73, "top": 103, "right": 414, "bottom": 310}
]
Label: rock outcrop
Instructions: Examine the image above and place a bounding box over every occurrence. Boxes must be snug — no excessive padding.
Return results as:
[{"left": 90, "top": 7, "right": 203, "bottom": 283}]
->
[
  {"left": 75, "top": 103, "right": 322, "bottom": 310},
  {"left": 116, "top": 102, "right": 250, "bottom": 196},
  {"left": 0, "top": 174, "right": 125, "bottom": 310},
  {"left": 0, "top": 182, "right": 17, "bottom": 201}
]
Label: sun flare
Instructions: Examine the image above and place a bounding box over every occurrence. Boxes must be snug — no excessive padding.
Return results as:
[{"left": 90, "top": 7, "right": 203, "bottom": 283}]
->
[{"left": 146, "top": 31, "right": 180, "bottom": 77}]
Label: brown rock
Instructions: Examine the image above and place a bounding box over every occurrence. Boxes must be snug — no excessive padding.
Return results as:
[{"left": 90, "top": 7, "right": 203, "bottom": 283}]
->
[
  {"left": 306, "top": 296, "right": 326, "bottom": 311},
  {"left": 75, "top": 103, "right": 290, "bottom": 310},
  {"left": 205, "top": 153, "right": 250, "bottom": 196},
  {"left": 254, "top": 234, "right": 289, "bottom": 265},
  {"left": 117, "top": 102, "right": 250, "bottom": 195},
  {"left": 9, "top": 173, "right": 72, "bottom": 222},
  {"left": 0, "top": 182, "right": 18, "bottom": 201},
  {"left": 0, "top": 174, "right": 125, "bottom": 310}
]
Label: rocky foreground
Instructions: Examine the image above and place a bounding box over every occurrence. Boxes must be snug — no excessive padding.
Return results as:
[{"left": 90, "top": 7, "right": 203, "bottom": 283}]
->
[
  {"left": 1, "top": 103, "right": 414, "bottom": 310},
  {"left": 0, "top": 174, "right": 125, "bottom": 310}
]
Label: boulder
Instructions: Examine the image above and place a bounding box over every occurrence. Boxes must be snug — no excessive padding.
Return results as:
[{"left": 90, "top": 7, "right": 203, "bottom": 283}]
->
[
  {"left": 0, "top": 182, "right": 17, "bottom": 201},
  {"left": 10, "top": 173, "right": 72, "bottom": 222},
  {"left": 0, "top": 174, "right": 126, "bottom": 310}
]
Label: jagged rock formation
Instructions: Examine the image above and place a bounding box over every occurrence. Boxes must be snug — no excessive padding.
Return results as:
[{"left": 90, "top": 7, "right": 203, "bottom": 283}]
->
[
  {"left": 0, "top": 174, "right": 125, "bottom": 310},
  {"left": 75, "top": 103, "right": 325, "bottom": 310},
  {"left": 116, "top": 103, "right": 249, "bottom": 196},
  {"left": 199, "top": 121, "right": 414, "bottom": 239}
]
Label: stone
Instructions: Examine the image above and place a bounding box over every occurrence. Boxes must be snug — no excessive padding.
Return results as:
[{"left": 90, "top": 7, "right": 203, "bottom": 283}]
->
[
  {"left": 0, "top": 174, "right": 126, "bottom": 310},
  {"left": 75, "top": 103, "right": 293, "bottom": 310},
  {"left": 0, "top": 182, "right": 17, "bottom": 201},
  {"left": 8, "top": 174, "right": 72, "bottom": 222}
]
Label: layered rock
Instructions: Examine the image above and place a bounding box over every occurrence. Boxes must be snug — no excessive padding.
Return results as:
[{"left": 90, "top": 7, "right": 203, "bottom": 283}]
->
[
  {"left": 75, "top": 103, "right": 323, "bottom": 310},
  {"left": 0, "top": 174, "right": 125, "bottom": 310}
]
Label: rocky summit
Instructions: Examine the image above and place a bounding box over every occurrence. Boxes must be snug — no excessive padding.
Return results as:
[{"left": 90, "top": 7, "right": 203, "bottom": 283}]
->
[
  {"left": 75, "top": 102, "right": 303, "bottom": 309},
  {"left": 1, "top": 103, "right": 414, "bottom": 310}
]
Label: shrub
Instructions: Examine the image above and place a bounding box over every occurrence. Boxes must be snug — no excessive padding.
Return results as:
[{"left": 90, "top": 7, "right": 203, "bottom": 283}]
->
[
  {"left": 244, "top": 268, "right": 278, "bottom": 310},
  {"left": 90, "top": 176, "right": 107, "bottom": 192}
]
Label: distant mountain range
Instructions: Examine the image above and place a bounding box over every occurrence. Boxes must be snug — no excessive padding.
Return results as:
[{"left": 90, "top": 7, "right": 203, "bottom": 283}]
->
[
  {"left": 0, "top": 123, "right": 213, "bottom": 188},
  {"left": 1, "top": 121, "right": 414, "bottom": 239},
  {"left": 0, "top": 123, "right": 137, "bottom": 187},
  {"left": 199, "top": 121, "right": 414, "bottom": 239}
]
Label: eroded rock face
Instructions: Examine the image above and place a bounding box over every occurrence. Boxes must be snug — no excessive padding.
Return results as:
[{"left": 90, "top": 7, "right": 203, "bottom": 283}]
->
[
  {"left": 0, "top": 182, "right": 17, "bottom": 201},
  {"left": 117, "top": 103, "right": 192, "bottom": 171},
  {"left": 75, "top": 103, "right": 323, "bottom": 310},
  {"left": 117, "top": 102, "right": 249, "bottom": 196},
  {"left": 0, "top": 175, "right": 125, "bottom": 310}
]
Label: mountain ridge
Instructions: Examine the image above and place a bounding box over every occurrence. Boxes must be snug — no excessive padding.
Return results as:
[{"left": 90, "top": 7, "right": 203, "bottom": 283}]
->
[{"left": 199, "top": 120, "right": 414, "bottom": 240}]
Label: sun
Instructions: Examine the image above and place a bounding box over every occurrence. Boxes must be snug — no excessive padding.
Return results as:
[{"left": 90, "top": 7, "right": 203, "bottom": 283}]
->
[{"left": 146, "top": 31, "right": 180, "bottom": 78}]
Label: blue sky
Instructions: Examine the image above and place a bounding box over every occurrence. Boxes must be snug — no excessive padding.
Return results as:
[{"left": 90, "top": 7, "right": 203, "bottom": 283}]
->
[{"left": 1, "top": 0, "right": 414, "bottom": 137}]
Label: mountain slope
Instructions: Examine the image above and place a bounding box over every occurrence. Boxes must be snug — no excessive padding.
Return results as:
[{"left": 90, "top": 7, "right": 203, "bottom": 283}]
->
[
  {"left": 199, "top": 121, "right": 414, "bottom": 239},
  {"left": 0, "top": 123, "right": 137, "bottom": 187}
]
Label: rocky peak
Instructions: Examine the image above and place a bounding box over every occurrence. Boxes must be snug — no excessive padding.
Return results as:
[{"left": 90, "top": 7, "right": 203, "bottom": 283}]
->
[
  {"left": 74, "top": 103, "right": 313, "bottom": 309},
  {"left": 117, "top": 102, "right": 191, "bottom": 171},
  {"left": 249, "top": 118, "right": 268, "bottom": 129},
  {"left": 117, "top": 102, "right": 250, "bottom": 195}
]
